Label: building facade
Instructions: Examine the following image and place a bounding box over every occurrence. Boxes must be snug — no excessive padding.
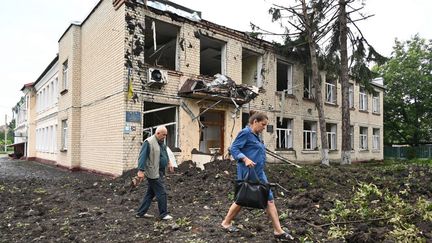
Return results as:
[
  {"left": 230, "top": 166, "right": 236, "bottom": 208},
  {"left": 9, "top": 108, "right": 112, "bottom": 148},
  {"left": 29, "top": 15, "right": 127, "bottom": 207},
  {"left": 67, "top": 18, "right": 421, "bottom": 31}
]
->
[{"left": 15, "top": 0, "right": 384, "bottom": 176}]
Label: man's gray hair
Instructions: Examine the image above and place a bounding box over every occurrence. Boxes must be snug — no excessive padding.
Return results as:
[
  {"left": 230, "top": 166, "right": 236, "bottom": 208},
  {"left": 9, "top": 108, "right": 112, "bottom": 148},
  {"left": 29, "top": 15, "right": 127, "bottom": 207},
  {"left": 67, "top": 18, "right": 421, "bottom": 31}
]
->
[{"left": 155, "top": 126, "right": 167, "bottom": 133}]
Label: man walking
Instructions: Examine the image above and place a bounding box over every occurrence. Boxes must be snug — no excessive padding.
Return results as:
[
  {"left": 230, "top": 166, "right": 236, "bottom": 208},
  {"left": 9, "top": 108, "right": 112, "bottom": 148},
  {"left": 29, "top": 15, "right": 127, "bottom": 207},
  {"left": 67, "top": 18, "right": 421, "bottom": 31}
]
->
[{"left": 136, "top": 126, "right": 174, "bottom": 220}]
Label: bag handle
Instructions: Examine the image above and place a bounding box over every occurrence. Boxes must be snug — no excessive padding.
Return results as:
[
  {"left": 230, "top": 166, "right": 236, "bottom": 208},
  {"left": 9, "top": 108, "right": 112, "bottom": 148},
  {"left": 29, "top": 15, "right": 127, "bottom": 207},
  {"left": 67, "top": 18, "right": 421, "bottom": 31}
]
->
[{"left": 245, "top": 167, "right": 263, "bottom": 184}]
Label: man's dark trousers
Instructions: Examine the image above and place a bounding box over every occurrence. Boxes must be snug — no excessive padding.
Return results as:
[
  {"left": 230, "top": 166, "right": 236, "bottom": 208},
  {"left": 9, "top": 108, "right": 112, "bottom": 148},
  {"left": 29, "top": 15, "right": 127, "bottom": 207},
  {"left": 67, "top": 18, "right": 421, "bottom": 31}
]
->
[{"left": 137, "top": 171, "right": 168, "bottom": 218}]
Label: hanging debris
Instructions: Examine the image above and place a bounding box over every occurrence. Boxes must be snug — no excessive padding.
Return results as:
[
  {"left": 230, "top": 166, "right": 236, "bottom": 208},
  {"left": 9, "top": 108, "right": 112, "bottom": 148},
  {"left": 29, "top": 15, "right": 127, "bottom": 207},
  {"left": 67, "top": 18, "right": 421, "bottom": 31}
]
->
[{"left": 178, "top": 74, "right": 259, "bottom": 105}]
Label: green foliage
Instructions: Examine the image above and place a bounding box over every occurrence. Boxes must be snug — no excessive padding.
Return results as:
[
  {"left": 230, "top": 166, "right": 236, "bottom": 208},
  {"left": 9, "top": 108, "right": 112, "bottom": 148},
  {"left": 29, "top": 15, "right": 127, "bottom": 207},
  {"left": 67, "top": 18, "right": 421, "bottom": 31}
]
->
[
  {"left": 175, "top": 217, "right": 191, "bottom": 228},
  {"left": 323, "top": 182, "right": 429, "bottom": 241},
  {"left": 327, "top": 225, "right": 353, "bottom": 240},
  {"left": 377, "top": 34, "right": 432, "bottom": 145},
  {"left": 227, "top": 191, "right": 234, "bottom": 201},
  {"left": 416, "top": 197, "right": 432, "bottom": 221}
]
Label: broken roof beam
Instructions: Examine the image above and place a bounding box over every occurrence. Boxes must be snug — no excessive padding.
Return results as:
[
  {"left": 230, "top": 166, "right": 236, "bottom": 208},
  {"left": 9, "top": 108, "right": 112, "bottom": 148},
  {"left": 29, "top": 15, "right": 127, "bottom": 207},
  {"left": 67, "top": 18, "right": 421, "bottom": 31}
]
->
[{"left": 178, "top": 76, "right": 259, "bottom": 105}]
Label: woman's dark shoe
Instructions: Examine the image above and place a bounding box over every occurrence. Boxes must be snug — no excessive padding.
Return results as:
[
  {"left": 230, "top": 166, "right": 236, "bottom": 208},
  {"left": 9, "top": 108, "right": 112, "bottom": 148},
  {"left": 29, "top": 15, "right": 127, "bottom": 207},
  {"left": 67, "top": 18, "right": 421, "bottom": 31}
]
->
[{"left": 274, "top": 231, "right": 294, "bottom": 241}]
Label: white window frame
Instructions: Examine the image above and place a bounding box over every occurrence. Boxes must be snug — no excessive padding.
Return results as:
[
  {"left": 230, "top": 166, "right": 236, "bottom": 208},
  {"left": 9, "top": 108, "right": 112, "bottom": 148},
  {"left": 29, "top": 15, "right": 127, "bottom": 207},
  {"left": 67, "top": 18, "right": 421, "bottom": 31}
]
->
[
  {"left": 304, "top": 75, "right": 315, "bottom": 99},
  {"left": 62, "top": 119, "right": 68, "bottom": 150},
  {"left": 62, "top": 60, "right": 69, "bottom": 90},
  {"left": 372, "top": 92, "right": 380, "bottom": 113},
  {"left": 350, "top": 126, "right": 354, "bottom": 150},
  {"left": 359, "top": 127, "right": 368, "bottom": 150},
  {"left": 142, "top": 105, "right": 178, "bottom": 147},
  {"left": 349, "top": 84, "right": 354, "bottom": 108},
  {"left": 277, "top": 60, "right": 293, "bottom": 94},
  {"left": 325, "top": 82, "right": 336, "bottom": 104},
  {"left": 303, "top": 121, "right": 317, "bottom": 150},
  {"left": 359, "top": 87, "right": 368, "bottom": 111},
  {"left": 276, "top": 118, "right": 293, "bottom": 149},
  {"left": 326, "top": 123, "right": 337, "bottom": 150},
  {"left": 372, "top": 128, "right": 380, "bottom": 150}
]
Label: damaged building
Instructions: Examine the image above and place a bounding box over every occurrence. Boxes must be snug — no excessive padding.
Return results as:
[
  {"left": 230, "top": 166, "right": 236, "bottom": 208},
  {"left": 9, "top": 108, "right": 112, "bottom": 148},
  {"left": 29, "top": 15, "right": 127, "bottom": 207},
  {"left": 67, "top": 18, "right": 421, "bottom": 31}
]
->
[{"left": 14, "top": 0, "right": 384, "bottom": 176}]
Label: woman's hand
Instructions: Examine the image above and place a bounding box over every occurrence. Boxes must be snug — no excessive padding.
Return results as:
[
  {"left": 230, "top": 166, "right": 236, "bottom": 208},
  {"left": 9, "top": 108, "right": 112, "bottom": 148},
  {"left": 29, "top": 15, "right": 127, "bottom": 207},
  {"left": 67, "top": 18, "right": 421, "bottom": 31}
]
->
[{"left": 243, "top": 157, "right": 256, "bottom": 167}]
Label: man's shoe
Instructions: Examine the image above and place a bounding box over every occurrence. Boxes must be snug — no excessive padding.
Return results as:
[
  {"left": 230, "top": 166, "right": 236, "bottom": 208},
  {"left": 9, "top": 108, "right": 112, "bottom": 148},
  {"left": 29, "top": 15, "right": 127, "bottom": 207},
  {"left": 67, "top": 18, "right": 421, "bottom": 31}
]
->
[
  {"left": 161, "top": 214, "right": 173, "bottom": 220},
  {"left": 135, "top": 213, "right": 154, "bottom": 218}
]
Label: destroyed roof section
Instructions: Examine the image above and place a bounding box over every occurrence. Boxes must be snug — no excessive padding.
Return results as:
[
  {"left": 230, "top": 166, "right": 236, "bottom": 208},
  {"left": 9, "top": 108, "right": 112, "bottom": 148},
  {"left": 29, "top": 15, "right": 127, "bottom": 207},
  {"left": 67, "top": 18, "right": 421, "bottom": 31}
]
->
[
  {"left": 145, "top": 1, "right": 275, "bottom": 51},
  {"left": 178, "top": 75, "right": 259, "bottom": 105},
  {"left": 147, "top": 0, "right": 201, "bottom": 21}
]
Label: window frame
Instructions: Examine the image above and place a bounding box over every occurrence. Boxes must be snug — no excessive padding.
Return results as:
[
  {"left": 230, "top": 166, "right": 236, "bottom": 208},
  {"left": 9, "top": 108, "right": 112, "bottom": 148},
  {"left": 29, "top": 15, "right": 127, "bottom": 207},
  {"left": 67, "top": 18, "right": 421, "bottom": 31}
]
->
[
  {"left": 62, "top": 60, "right": 69, "bottom": 91},
  {"left": 61, "top": 119, "right": 68, "bottom": 151},
  {"left": 303, "top": 121, "right": 317, "bottom": 150},
  {"left": 276, "top": 60, "right": 293, "bottom": 94},
  {"left": 359, "top": 87, "right": 368, "bottom": 111},
  {"left": 359, "top": 126, "right": 368, "bottom": 150},
  {"left": 276, "top": 118, "right": 293, "bottom": 149}
]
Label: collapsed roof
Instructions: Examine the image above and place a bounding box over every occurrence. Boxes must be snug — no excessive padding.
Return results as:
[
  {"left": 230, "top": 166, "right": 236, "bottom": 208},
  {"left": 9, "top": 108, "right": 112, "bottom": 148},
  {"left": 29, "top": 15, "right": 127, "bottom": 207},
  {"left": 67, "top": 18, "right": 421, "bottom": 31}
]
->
[{"left": 178, "top": 74, "right": 259, "bottom": 106}]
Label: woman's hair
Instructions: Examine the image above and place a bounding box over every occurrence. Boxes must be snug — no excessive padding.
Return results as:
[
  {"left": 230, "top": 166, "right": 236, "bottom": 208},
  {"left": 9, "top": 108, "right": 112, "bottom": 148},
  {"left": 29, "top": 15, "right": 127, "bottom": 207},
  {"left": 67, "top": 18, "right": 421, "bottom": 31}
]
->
[{"left": 248, "top": 112, "right": 268, "bottom": 124}]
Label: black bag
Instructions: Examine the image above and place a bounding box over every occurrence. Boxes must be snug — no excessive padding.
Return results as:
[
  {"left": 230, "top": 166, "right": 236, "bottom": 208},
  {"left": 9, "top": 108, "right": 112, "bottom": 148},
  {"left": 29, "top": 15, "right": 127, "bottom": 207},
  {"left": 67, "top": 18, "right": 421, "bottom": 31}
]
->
[{"left": 234, "top": 169, "right": 270, "bottom": 209}]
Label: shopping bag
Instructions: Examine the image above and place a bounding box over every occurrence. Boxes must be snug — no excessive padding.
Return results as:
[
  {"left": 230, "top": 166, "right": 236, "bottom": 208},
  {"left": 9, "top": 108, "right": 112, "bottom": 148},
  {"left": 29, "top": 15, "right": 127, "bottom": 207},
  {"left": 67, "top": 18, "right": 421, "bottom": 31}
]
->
[{"left": 234, "top": 169, "right": 270, "bottom": 209}]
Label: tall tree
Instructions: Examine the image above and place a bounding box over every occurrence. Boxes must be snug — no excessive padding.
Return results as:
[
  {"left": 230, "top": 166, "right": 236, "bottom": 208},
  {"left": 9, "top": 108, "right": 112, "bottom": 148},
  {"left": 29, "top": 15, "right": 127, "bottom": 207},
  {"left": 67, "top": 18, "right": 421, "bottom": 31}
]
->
[
  {"left": 377, "top": 35, "right": 432, "bottom": 146},
  {"left": 258, "top": 0, "right": 339, "bottom": 166},
  {"left": 254, "top": 0, "right": 385, "bottom": 165},
  {"left": 338, "top": 0, "right": 350, "bottom": 164},
  {"left": 326, "top": 0, "right": 386, "bottom": 164}
]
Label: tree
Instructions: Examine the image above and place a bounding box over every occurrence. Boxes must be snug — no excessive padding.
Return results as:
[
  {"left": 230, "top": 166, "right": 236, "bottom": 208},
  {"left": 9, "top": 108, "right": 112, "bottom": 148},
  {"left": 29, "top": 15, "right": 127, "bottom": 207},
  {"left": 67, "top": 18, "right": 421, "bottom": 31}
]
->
[
  {"left": 325, "top": 0, "right": 386, "bottom": 164},
  {"left": 253, "top": 0, "right": 384, "bottom": 165},
  {"left": 377, "top": 35, "right": 432, "bottom": 146},
  {"left": 258, "top": 0, "right": 338, "bottom": 166}
]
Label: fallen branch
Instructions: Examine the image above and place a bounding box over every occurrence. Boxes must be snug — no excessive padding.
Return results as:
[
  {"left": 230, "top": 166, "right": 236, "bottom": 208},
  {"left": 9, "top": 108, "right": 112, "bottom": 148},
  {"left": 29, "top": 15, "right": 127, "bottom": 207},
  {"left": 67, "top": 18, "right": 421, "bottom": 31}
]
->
[
  {"left": 306, "top": 216, "right": 393, "bottom": 228},
  {"left": 265, "top": 148, "right": 302, "bottom": 168}
]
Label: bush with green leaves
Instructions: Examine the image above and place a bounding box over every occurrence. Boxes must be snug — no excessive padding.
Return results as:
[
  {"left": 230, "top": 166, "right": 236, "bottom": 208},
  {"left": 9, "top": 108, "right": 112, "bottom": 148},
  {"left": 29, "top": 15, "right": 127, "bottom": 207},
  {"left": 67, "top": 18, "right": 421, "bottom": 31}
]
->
[{"left": 322, "top": 182, "right": 431, "bottom": 241}]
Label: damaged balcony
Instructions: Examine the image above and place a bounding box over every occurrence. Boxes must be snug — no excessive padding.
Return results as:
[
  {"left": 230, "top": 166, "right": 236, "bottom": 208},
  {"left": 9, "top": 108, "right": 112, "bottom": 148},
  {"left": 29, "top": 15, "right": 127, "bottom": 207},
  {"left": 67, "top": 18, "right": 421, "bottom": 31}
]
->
[{"left": 178, "top": 74, "right": 259, "bottom": 106}]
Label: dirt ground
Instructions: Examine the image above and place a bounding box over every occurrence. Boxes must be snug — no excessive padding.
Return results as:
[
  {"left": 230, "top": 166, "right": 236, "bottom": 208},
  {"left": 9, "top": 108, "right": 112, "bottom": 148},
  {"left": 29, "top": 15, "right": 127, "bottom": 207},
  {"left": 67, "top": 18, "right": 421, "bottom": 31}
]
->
[{"left": 1, "top": 157, "right": 431, "bottom": 242}]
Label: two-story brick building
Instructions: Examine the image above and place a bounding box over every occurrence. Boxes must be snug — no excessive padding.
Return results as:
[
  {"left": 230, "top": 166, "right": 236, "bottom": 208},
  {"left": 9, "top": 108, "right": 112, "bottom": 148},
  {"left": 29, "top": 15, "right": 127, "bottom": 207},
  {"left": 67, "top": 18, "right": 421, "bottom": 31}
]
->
[{"left": 15, "top": 0, "right": 384, "bottom": 176}]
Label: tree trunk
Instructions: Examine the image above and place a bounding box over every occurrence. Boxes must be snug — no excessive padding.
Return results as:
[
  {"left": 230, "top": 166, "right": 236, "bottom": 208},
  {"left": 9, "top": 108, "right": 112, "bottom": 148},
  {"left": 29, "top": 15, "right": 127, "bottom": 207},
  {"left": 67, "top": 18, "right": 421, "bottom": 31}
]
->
[
  {"left": 339, "top": 0, "right": 351, "bottom": 165},
  {"left": 301, "top": 0, "right": 329, "bottom": 166}
]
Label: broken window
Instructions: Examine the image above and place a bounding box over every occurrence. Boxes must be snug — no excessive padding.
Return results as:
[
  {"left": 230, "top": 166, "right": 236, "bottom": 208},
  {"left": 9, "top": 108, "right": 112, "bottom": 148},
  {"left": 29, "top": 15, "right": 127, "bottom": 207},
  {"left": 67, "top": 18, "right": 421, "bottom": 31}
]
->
[
  {"left": 242, "top": 48, "right": 262, "bottom": 87},
  {"left": 303, "top": 121, "right": 317, "bottom": 150},
  {"left": 242, "top": 112, "right": 250, "bottom": 129},
  {"left": 143, "top": 102, "right": 178, "bottom": 148},
  {"left": 276, "top": 60, "right": 293, "bottom": 94},
  {"left": 200, "top": 35, "right": 226, "bottom": 77},
  {"left": 199, "top": 110, "right": 224, "bottom": 154},
  {"left": 303, "top": 74, "right": 314, "bottom": 99},
  {"left": 144, "top": 17, "right": 179, "bottom": 71},
  {"left": 326, "top": 123, "right": 337, "bottom": 150},
  {"left": 276, "top": 118, "right": 293, "bottom": 150},
  {"left": 325, "top": 79, "right": 337, "bottom": 104}
]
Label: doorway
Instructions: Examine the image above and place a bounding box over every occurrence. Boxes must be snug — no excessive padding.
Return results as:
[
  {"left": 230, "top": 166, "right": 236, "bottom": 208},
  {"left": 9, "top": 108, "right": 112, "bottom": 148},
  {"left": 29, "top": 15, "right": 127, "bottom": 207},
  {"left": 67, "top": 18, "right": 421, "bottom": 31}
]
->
[{"left": 199, "top": 110, "right": 224, "bottom": 154}]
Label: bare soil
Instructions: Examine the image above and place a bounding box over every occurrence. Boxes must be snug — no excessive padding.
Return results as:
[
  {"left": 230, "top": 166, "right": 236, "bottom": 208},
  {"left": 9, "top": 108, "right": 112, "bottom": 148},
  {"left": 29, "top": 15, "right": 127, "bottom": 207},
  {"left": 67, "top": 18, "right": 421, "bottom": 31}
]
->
[{"left": 1, "top": 158, "right": 431, "bottom": 242}]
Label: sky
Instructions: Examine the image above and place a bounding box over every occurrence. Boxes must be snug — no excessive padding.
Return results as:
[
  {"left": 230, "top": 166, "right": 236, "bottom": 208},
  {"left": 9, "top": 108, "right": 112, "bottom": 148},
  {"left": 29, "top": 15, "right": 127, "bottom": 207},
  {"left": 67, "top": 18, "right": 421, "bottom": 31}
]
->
[{"left": 1, "top": 0, "right": 431, "bottom": 126}]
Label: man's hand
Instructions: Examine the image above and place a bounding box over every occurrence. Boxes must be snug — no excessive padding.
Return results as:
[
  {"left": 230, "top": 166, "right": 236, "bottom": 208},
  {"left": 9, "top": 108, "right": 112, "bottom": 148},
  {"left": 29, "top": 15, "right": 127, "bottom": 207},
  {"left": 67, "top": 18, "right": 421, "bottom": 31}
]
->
[
  {"left": 168, "top": 161, "right": 174, "bottom": 173},
  {"left": 131, "top": 170, "right": 145, "bottom": 187},
  {"left": 243, "top": 157, "right": 256, "bottom": 168},
  {"left": 137, "top": 170, "right": 145, "bottom": 179}
]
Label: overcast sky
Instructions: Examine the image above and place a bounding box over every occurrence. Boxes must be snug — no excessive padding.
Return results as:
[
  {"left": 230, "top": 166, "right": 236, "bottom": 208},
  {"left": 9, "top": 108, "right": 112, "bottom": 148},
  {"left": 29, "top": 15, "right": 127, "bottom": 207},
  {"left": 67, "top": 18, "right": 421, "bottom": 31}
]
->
[{"left": 1, "top": 0, "right": 431, "bottom": 126}]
